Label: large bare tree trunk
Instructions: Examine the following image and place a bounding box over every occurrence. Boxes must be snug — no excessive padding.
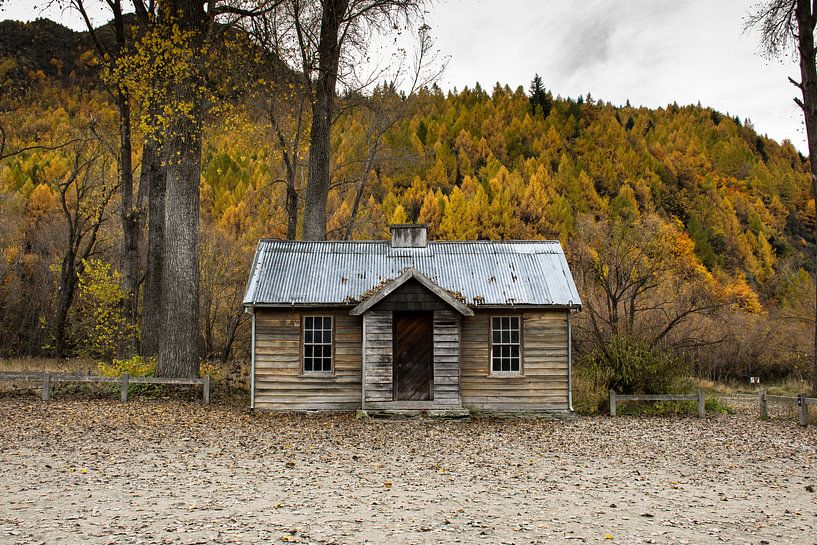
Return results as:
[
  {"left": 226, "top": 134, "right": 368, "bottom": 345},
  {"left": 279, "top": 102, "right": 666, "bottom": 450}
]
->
[
  {"left": 155, "top": 109, "right": 201, "bottom": 378},
  {"left": 301, "top": 0, "right": 349, "bottom": 240},
  {"left": 154, "top": 0, "right": 205, "bottom": 378},
  {"left": 794, "top": 0, "right": 817, "bottom": 394},
  {"left": 154, "top": 96, "right": 202, "bottom": 378},
  {"left": 139, "top": 136, "right": 165, "bottom": 357}
]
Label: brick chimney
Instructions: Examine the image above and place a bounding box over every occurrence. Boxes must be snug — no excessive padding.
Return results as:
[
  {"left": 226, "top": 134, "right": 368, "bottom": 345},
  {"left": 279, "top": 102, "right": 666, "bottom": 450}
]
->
[{"left": 389, "top": 224, "right": 428, "bottom": 248}]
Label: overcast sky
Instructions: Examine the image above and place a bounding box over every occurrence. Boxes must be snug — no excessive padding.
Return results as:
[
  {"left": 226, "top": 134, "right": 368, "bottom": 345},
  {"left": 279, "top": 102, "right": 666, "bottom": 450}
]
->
[{"left": 1, "top": 0, "right": 807, "bottom": 150}]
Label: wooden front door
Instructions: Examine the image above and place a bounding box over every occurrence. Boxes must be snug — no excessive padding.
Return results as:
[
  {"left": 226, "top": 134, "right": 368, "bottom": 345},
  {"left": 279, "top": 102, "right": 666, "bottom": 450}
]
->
[{"left": 393, "top": 312, "right": 434, "bottom": 401}]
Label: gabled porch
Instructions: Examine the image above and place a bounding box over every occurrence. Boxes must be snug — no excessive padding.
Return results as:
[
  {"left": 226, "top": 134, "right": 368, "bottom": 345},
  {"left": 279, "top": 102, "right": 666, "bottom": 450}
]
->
[{"left": 351, "top": 268, "right": 472, "bottom": 410}]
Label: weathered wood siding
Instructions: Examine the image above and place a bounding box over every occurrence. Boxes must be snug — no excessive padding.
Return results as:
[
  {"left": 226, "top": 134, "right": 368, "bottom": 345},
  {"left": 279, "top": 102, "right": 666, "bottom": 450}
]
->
[
  {"left": 372, "top": 278, "right": 451, "bottom": 312},
  {"left": 433, "top": 310, "right": 461, "bottom": 406},
  {"left": 363, "top": 310, "right": 393, "bottom": 403},
  {"left": 460, "top": 310, "right": 569, "bottom": 411},
  {"left": 253, "top": 309, "right": 361, "bottom": 411}
]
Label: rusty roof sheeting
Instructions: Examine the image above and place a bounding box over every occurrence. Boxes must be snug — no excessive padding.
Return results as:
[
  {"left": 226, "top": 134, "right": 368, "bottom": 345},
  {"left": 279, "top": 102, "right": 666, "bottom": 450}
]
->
[{"left": 243, "top": 240, "right": 581, "bottom": 308}]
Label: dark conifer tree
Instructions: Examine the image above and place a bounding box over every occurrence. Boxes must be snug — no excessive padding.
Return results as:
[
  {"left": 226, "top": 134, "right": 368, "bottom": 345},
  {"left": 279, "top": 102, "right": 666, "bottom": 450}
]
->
[{"left": 528, "top": 73, "right": 552, "bottom": 119}]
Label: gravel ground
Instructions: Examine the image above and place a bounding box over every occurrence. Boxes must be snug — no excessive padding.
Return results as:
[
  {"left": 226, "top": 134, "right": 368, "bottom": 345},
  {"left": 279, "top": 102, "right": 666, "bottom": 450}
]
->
[{"left": 1, "top": 397, "right": 816, "bottom": 545}]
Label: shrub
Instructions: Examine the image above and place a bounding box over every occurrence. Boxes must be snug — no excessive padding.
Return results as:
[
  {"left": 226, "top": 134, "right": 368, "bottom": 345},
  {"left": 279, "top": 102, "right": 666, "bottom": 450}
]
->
[
  {"left": 69, "top": 259, "right": 136, "bottom": 359},
  {"left": 581, "top": 335, "right": 687, "bottom": 395},
  {"left": 97, "top": 354, "right": 156, "bottom": 377},
  {"left": 199, "top": 361, "right": 225, "bottom": 382}
]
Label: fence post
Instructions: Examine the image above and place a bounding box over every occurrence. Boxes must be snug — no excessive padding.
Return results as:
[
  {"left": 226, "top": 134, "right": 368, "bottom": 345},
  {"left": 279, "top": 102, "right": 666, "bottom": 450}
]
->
[
  {"left": 41, "top": 372, "right": 50, "bottom": 401},
  {"left": 609, "top": 390, "right": 616, "bottom": 417},
  {"left": 758, "top": 391, "right": 768, "bottom": 420},
  {"left": 202, "top": 375, "right": 210, "bottom": 405},
  {"left": 120, "top": 373, "right": 129, "bottom": 402},
  {"left": 697, "top": 390, "right": 705, "bottom": 418},
  {"left": 798, "top": 394, "right": 809, "bottom": 427}
]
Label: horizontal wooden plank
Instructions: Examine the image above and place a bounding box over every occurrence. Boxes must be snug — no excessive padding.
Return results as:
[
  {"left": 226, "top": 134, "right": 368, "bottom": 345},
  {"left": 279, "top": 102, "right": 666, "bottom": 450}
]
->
[
  {"left": 464, "top": 399, "right": 569, "bottom": 408},
  {"left": 616, "top": 394, "right": 697, "bottom": 402},
  {"left": 461, "top": 389, "right": 568, "bottom": 399},
  {"left": 464, "top": 400, "right": 569, "bottom": 407},
  {"left": 256, "top": 377, "right": 360, "bottom": 386},
  {"left": 255, "top": 397, "right": 360, "bottom": 411}
]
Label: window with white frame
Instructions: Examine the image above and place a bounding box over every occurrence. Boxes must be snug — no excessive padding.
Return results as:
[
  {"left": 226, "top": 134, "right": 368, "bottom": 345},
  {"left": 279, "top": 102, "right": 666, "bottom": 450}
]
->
[
  {"left": 491, "top": 316, "right": 521, "bottom": 373},
  {"left": 303, "top": 316, "right": 333, "bottom": 372}
]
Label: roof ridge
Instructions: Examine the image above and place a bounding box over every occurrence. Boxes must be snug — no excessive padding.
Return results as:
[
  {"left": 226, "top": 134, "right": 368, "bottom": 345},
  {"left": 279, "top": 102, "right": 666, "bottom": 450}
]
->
[{"left": 256, "top": 239, "right": 563, "bottom": 244}]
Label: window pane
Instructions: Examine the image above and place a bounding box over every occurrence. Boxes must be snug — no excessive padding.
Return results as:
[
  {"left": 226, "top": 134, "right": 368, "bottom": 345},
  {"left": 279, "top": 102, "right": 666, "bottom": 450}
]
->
[
  {"left": 502, "top": 358, "right": 510, "bottom": 371},
  {"left": 501, "top": 330, "right": 510, "bottom": 343},
  {"left": 492, "top": 317, "right": 501, "bottom": 330},
  {"left": 493, "top": 330, "right": 501, "bottom": 343},
  {"left": 510, "top": 330, "right": 519, "bottom": 343},
  {"left": 303, "top": 316, "right": 333, "bottom": 372},
  {"left": 511, "top": 345, "right": 519, "bottom": 358},
  {"left": 492, "top": 345, "right": 502, "bottom": 358},
  {"left": 501, "top": 317, "right": 510, "bottom": 329},
  {"left": 510, "top": 317, "right": 519, "bottom": 330},
  {"left": 510, "top": 358, "right": 519, "bottom": 372},
  {"left": 492, "top": 357, "right": 500, "bottom": 372}
]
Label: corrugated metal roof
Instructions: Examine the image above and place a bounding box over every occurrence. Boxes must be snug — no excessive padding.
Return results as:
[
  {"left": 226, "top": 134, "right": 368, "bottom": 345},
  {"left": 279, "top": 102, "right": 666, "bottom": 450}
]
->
[{"left": 243, "top": 240, "right": 582, "bottom": 308}]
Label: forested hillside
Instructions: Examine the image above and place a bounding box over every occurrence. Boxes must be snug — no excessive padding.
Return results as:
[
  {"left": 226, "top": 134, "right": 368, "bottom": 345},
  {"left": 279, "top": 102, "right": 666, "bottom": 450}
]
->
[{"left": 0, "top": 17, "right": 813, "bottom": 385}]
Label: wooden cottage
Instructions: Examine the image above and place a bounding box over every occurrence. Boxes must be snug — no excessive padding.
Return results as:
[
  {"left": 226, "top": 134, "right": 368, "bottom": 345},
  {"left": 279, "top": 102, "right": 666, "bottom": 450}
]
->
[{"left": 243, "top": 224, "right": 582, "bottom": 414}]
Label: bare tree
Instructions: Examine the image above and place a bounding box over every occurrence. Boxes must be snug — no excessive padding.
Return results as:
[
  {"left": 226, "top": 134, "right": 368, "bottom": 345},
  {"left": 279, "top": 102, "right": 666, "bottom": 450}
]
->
[
  {"left": 265, "top": 0, "right": 428, "bottom": 240},
  {"left": 50, "top": 135, "right": 119, "bottom": 356},
  {"left": 342, "top": 23, "right": 445, "bottom": 238},
  {"left": 747, "top": 0, "right": 817, "bottom": 392},
  {"left": 246, "top": 12, "right": 310, "bottom": 238},
  {"left": 571, "top": 214, "right": 729, "bottom": 353},
  {"left": 46, "top": 0, "right": 143, "bottom": 355},
  {"left": 149, "top": 0, "right": 282, "bottom": 378}
]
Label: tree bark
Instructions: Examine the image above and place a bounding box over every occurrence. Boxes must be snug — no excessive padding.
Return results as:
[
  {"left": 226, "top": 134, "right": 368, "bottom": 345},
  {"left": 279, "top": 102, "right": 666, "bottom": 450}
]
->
[
  {"left": 153, "top": 89, "right": 202, "bottom": 377},
  {"left": 286, "top": 167, "right": 299, "bottom": 239},
  {"left": 795, "top": 0, "right": 817, "bottom": 394},
  {"left": 155, "top": 108, "right": 201, "bottom": 378},
  {"left": 117, "top": 93, "right": 141, "bottom": 346},
  {"left": 301, "top": 0, "right": 349, "bottom": 240},
  {"left": 154, "top": 0, "right": 205, "bottom": 378},
  {"left": 139, "top": 136, "right": 165, "bottom": 357},
  {"left": 54, "top": 249, "right": 77, "bottom": 358}
]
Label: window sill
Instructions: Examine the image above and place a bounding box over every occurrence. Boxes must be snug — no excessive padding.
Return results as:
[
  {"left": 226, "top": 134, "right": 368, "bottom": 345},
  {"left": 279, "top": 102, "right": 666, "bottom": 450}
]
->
[
  {"left": 298, "top": 372, "right": 336, "bottom": 379},
  {"left": 486, "top": 372, "right": 524, "bottom": 378}
]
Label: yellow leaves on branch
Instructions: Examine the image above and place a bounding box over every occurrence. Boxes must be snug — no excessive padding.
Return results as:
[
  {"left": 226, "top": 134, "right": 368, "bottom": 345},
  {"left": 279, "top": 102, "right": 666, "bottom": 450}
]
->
[{"left": 71, "top": 259, "right": 135, "bottom": 360}]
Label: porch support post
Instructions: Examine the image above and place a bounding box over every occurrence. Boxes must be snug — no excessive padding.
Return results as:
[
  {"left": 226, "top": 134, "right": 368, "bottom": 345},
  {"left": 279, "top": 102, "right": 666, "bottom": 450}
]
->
[{"left": 361, "top": 309, "right": 367, "bottom": 410}]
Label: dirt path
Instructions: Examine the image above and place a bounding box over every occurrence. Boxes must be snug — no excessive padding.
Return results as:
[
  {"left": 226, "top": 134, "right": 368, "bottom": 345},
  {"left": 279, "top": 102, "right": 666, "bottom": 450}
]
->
[{"left": 1, "top": 398, "right": 816, "bottom": 544}]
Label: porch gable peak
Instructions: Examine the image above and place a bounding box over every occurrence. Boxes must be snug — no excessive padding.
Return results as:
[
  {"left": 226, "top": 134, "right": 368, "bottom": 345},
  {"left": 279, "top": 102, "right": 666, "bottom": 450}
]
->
[{"left": 349, "top": 268, "right": 474, "bottom": 317}]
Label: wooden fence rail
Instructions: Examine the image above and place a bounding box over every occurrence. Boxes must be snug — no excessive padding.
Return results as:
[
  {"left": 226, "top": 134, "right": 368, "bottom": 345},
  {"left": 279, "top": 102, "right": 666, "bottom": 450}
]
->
[
  {"left": 0, "top": 372, "right": 210, "bottom": 405},
  {"left": 609, "top": 390, "right": 705, "bottom": 418},
  {"left": 757, "top": 392, "right": 817, "bottom": 427}
]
